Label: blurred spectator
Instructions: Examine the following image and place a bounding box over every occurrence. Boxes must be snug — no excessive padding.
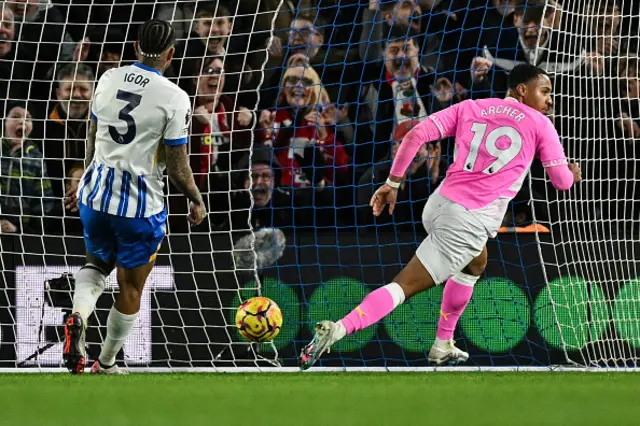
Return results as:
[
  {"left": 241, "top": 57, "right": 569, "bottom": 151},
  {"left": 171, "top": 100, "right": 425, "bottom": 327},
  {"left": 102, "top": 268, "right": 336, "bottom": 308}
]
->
[
  {"left": 617, "top": 56, "right": 640, "bottom": 143},
  {"left": 263, "top": 13, "right": 323, "bottom": 108},
  {"left": 167, "top": 55, "right": 253, "bottom": 234},
  {"left": 168, "top": 2, "right": 258, "bottom": 108},
  {"left": 439, "top": 0, "right": 517, "bottom": 88},
  {"left": 190, "top": 56, "right": 253, "bottom": 187},
  {"left": 356, "top": 25, "right": 452, "bottom": 169},
  {"left": 0, "top": 5, "right": 29, "bottom": 105},
  {"left": 359, "top": 0, "right": 422, "bottom": 66},
  {"left": 81, "top": 27, "right": 128, "bottom": 79},
  {"left": 8, "top": 0, "right": 78, "bottom": 117},
  {"left": 155, "top": 0, "right": 198, "bottom": 40},
  {"left": 584, "top": 1, "right": 621, "bottom": 76},
  {"left": 257, "top": 65, "right": 349, "bottom": 188},
  {"left": 169, "top": 3, "right": 232, "bottom": 83},
  {"left": 0, "top": 102, "right": 55, "bottom": 233},
  {"left": 262, "top": 11, "right": 361, "bottom": 108},
  {"left": 211, "top": 148, "right": 339, "bottom": 233},
  {"left": 37, "top": 63, "right": 94, "bottom": 204},
  {"left": 469, "top": 0, "right": 575, "bottom": 97},
  {"left": 8, "top": 0, "right": 75, "bottom": 65},
  {"left": 360, "top": 0, "right": 466, "bottom": 77},
  {"left": 356, "top": 120, "right": 442, "bottom": 228},
  {"left": 321, "top": 84, "right": 353, "bottom": 150}
]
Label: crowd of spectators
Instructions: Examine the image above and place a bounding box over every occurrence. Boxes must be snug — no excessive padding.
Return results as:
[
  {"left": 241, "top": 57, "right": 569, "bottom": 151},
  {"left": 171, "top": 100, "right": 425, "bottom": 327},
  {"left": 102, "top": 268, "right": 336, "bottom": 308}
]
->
[{"left": 0, "top": 0, "right": 638, "bottom": 237}]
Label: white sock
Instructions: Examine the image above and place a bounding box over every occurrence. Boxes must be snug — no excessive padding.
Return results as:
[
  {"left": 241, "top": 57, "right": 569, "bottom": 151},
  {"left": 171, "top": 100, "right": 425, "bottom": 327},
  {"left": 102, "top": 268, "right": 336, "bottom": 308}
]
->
[
  {"left": 335, "top": 321, "right": 347, "bottom": 341},
  {"left": 435, "top": 337, "right": 451, "bottom": 348},
  {"left": 384, "top": 282, "right": 406, "bottom": 306},
  {"left": 98, "top": 307, "right": 137, "bottom": 367},
  {"left": 72, "top": 265, "right": 107, "bottom": 322}
]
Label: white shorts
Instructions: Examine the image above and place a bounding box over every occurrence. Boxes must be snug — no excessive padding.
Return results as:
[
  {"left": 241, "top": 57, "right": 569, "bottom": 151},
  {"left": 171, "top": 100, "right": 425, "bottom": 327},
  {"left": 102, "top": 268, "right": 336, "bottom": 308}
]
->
[{"left": 416, "top": 191, "right": 489, "bottom": 284}]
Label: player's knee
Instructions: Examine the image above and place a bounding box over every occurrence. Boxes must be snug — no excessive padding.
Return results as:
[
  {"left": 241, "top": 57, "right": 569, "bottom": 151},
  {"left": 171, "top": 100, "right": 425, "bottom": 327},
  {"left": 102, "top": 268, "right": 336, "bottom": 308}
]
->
[{"left": 75, "top": 264, "right": 107, "bottom": 291}]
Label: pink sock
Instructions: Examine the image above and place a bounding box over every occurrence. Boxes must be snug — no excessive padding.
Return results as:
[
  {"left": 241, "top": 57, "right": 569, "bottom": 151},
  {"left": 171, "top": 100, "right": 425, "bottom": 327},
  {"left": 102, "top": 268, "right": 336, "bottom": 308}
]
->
[
  {"left": 436, "top": 273, "right": 477, "bottom": 340},
  {"left": 340, "top": 283, "right": 405, "bottom": 335}
]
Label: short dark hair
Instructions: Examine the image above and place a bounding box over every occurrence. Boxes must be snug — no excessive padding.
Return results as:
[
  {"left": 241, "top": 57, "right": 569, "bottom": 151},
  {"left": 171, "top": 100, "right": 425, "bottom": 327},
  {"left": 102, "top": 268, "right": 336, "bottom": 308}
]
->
[
  {"left": 386, "top": 24, "right": 418, "bottom": 46},
  {"left": 294, "top": 12, "right": 325, "bottom": 27},
  {"left": 197, "top": 56, "right": 226, "bottom": 75},
  {"left": 2, "top": 100, "right": 28, "bottom": 119},
  {"left": 291, "top": 12, "right": 326, "bottom": 42},
  {"left": 195, "top": 2, "right": 231, "bottom": 20},
  {"left": 236, "top": 146, "right": 281, "bottom": 187},
  {"left": 138, "top": 19, "right": 175, "bottom": 58},
  {"left": 508, "top": 64, "right": 547, "bottom": 89},
  {"left": 514, "top": 0, "right": 545, "bottom": 24},
  {"left": 55, "top": 63, "right": 95, "bottom": 83}
]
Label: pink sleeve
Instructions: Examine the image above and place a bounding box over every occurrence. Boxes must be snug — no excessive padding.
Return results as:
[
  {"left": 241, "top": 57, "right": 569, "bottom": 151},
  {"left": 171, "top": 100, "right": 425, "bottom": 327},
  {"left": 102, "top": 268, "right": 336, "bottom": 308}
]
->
[
  {"left": 428, "top": 101, "right": 463, "bottom": 138},
  {"left": 389, "top": 103, "right": 461, "bottom": 178},
  {"left": 546, "top": 166, "right": 574, "bottom": 191},
  {"left": 536, "top": 118, "right": 573, "bottom": 191}
]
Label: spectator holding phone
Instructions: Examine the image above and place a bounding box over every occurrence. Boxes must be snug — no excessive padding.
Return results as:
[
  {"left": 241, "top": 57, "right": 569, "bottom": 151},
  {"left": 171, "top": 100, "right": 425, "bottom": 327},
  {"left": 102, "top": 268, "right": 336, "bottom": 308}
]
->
[{"left": 257, "top": 65, "right": 348, "bottom": 188}]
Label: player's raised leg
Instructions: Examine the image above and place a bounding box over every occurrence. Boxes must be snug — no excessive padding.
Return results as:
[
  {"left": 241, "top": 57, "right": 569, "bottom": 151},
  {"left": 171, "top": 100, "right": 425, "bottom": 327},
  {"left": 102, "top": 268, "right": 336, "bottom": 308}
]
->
[
  {"left": 428, "top": 247, "right": 487, "bottom": 365},
  {"left": 299, "top": 187, "right": 489, "bottom": 370},
  {"left": 299, "top": 255, "right": 436, "bottom": 370}
]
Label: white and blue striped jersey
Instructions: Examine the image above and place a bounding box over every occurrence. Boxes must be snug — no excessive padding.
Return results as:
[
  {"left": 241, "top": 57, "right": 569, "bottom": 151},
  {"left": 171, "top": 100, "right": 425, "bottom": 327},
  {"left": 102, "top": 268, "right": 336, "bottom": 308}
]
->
[{"left": 78, "top": 62, "right": 192, "bottom": 218}]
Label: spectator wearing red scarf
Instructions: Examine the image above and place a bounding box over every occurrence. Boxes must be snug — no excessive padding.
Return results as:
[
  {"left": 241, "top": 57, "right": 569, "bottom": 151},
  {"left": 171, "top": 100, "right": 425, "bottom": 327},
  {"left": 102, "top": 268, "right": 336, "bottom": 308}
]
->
[
  {"left": 190, "top": 56, "right": 253, "bottom": 187},
  {"left": 167, "top": 56, "right": 252, "bottom": 233}
]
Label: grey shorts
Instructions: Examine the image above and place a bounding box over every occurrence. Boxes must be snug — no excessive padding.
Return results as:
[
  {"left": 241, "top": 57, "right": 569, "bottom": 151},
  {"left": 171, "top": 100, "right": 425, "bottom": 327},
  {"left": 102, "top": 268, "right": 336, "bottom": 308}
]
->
[{"left": 416, "top": 191, "right": 489, "bottom": 284}]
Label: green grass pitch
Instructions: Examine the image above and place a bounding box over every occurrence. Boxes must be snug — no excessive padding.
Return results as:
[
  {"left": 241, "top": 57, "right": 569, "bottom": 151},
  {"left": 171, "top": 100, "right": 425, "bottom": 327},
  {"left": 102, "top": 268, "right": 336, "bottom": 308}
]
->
[{"left": 1, "top": 373, "right": 639, "bottom": 426}]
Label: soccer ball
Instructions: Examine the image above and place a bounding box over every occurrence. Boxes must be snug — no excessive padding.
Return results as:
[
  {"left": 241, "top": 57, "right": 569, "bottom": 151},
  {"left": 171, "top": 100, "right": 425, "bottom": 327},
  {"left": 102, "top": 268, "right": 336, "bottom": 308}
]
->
[{"left": 235, "top": 297, "right": 283, "bottom": 342}]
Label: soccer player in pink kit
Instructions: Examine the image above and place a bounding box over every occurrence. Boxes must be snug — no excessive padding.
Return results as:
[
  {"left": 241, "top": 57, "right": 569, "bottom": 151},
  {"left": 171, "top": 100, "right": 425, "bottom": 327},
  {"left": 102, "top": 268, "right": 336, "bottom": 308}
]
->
[{"left": 299, "top": 64, "right": 582, "bottom": 370}]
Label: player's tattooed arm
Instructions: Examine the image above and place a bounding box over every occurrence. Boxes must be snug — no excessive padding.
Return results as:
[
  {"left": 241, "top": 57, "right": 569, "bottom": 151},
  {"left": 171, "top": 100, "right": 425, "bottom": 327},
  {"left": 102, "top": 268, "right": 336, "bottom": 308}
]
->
[
  {"left": 166, "top": 144, "right": 207, "bottom": 226},
  {"left": 165, "top": 144, "right": 203, "bottom": 205},
  {"left": 84, "top": 119, "right": 98, "bottom": 168}
]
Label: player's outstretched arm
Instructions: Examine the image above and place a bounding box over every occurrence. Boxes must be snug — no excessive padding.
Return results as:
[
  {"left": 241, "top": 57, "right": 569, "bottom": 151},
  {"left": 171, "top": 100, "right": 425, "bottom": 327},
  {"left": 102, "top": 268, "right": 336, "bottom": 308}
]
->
[
  {"left": 545, "top": 161, "right": 581, "bottom": 191},
  {"left": 165, "top": 144, "right": 206, "bottom": 226},
  {"left": 371, "top": 106, "right": 460, "bottom": 216}
]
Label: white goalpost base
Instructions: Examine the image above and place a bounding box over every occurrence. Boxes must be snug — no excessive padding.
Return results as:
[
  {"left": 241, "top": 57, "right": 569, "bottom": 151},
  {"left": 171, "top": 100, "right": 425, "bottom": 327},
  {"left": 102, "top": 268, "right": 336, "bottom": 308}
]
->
[{"left": 2, "top": 366, "right": 640, "bottom": 374}]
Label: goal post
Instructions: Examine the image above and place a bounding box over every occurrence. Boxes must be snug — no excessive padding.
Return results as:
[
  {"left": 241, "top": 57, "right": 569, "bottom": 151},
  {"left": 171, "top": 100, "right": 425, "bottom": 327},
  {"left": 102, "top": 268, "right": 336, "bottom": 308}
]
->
[
  {"left": 0, "top": 0, "right": 639, "bottom": 371},
  {"left": 528, "top": 0, "right": 640, "bottom": 367}
]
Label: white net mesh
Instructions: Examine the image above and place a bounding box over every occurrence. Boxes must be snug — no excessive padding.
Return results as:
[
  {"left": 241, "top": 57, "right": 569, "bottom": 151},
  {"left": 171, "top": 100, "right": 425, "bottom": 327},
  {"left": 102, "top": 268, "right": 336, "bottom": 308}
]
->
[
  {"left": 0, "top": 0, "right": 639, "bottom": 370},
  {"left": 532, "top": 0, "right": 640, "bottom": 367}
]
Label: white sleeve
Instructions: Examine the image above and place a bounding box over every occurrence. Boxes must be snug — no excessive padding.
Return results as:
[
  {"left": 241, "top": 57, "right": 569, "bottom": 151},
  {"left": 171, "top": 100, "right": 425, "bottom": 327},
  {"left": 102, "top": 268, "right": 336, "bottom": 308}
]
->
[
  {"left": 90, "top": 72, "right": 108, "bottom": 121},
  {"left": 164, "top": 89, "right": 191, "bottom": 146}
]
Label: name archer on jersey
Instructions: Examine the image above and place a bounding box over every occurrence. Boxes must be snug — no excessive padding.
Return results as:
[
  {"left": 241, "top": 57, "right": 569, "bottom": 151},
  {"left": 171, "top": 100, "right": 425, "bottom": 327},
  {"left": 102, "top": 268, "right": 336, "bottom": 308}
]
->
[
  {"left": 480, "top": 105, "right": 526, "bottom": 122},
  {"left": 124, "top": 72, "right": 151, "bottom": 88}
]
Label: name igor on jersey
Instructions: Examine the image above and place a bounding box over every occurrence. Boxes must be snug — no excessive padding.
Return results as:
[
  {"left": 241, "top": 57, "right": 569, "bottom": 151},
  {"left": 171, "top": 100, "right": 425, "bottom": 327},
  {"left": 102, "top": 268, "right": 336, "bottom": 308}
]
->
[{"left": 78, "top": 62, "right": 191, "bottom": 218}]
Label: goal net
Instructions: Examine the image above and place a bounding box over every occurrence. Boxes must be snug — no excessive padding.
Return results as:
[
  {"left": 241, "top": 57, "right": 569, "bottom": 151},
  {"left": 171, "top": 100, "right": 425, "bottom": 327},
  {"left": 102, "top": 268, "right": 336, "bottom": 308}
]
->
[{"left": 0, "top": 0, "right": 638, "bottom": 371}]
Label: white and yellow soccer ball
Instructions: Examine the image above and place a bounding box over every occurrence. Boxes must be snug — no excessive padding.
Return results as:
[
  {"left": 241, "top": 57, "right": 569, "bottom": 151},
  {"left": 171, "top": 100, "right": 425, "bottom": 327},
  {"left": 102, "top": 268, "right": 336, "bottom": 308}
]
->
[{"left": 235, "top": 297, "right": 283, "bottom": 342}]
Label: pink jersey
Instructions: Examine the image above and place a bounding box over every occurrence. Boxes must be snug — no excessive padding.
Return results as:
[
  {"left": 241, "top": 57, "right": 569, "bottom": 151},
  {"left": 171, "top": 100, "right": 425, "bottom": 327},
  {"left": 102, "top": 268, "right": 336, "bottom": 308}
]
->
[{"left": 390, "top": 98, "right": 571, "bottom": 211}]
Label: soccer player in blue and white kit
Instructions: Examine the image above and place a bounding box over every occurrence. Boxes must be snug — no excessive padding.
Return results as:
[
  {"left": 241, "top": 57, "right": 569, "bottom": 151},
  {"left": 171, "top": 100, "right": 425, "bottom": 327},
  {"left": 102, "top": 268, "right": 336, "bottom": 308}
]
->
[{"left": 63, "top": 20, "right": 206, "bottom": 374}]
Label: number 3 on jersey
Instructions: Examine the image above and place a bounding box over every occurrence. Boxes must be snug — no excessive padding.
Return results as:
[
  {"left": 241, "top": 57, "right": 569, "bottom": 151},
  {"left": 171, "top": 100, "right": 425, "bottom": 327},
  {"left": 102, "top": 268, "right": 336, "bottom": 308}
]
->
[
  {"left": 463, "top": 123, "right": 523, "bottom": 174},
  {"left": 108, "top": 90, "right": 142, "bottom": 145}
]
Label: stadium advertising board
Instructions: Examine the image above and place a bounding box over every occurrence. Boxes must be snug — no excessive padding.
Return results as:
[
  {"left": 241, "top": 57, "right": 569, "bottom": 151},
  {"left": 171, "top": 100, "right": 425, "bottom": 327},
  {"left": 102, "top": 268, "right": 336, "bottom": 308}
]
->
[{"left": 0, "top": 232, "right": 633, "bottom": 368}]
